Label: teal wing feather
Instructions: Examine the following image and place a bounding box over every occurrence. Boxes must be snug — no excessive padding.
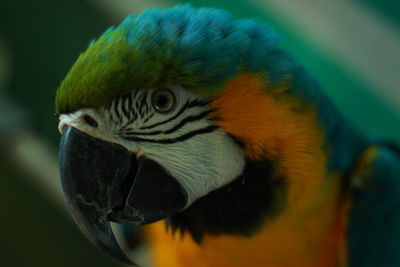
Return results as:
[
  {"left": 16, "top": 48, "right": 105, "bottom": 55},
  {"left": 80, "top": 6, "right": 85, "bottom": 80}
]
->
[{"left": 347, "top": 144, "right": 400, "bottom": 267}]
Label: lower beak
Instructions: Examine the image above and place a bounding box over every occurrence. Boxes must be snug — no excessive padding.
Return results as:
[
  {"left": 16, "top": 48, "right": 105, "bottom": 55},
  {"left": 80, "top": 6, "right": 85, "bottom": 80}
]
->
[{"left": 59, "top": 126, "right": 187, "bottom": 265}]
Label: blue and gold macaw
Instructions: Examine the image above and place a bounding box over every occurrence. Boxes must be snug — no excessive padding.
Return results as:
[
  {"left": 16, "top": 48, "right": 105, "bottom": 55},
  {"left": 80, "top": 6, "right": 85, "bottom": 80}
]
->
[{"left": 55, "top": 5, "right": 400, "bottom": 267}]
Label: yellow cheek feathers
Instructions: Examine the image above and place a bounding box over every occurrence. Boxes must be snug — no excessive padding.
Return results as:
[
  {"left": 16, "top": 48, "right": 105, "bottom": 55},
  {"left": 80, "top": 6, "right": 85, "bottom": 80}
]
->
[
  {"left": 209, "top": 73, "right": 318, "bottom": 160},
  {"left": 209, "top": 72, "right": 327, "bottom": 176},
  {"left": 209, "top": 72, "right": 337, "bottom": 221},
  {"left": 209, "top": 73, "right": 284, "bottom": 160}
]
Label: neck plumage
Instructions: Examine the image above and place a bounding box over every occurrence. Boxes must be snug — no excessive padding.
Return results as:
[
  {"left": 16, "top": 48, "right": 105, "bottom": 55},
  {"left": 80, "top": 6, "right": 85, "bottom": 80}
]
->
[
  {"left": 168, "top": 156, "right": 286, "bottom": 243},
  {"left": 163, "top": 73, "right": 356, "bottom": 266},
  {"left": 170, "top": 73, "right": 346, "bottom": 245}
]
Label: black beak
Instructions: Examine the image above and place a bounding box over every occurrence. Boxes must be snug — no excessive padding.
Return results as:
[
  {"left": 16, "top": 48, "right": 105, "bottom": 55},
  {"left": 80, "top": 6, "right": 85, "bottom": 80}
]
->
[{"left": 59, "top": 126, "right": 187, "bottom": 265}]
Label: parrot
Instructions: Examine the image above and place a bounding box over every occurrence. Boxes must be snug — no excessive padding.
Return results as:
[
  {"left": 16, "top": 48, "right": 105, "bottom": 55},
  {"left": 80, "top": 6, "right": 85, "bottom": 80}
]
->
[{"left": 55, "top": 4, "right": 400, "bottom": 267}]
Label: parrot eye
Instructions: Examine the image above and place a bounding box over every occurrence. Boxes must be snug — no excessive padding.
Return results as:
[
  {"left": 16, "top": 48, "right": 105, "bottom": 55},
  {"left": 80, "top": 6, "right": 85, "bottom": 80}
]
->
[{"left": 151, "top": 88, "right": 177, "bottom": 114}]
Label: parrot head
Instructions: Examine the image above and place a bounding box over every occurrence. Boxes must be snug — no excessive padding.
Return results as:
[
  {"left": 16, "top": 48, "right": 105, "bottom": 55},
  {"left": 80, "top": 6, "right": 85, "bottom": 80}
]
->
[{"left": 56, "top": 4, "right": 304, "bottom": 265}]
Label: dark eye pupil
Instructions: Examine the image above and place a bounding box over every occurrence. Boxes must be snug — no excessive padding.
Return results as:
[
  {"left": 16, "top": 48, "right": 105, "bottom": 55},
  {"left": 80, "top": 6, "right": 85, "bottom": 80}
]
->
[
  {"left": 151, "top": 89, "right": 176, "bottom": 113},
  {"left": 83, "top": 115, "right": 99, "bottom": 128},
  {"left": 155, "top": 94, "right": 169, "bottom": 108}
]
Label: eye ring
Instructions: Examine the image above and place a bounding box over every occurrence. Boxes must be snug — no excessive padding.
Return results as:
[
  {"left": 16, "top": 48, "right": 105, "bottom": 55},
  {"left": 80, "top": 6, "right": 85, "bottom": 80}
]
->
[{"left": 151, "top": 88, "right": 177, "bottom": 114}]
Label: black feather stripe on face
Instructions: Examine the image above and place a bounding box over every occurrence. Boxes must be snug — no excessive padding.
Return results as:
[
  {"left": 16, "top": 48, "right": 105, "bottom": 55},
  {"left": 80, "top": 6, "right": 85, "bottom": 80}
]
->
[
  {"left": 104, "top": 89, "right": 218, "bottom": 145},
  {"left": 167, "top": 157, "right": 287, "bottom": 243}
]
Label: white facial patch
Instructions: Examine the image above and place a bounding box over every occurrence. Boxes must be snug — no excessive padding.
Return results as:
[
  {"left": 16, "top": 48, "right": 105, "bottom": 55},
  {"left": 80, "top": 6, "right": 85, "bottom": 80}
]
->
[
  {"left": 128, "top": 129, "right": 245, "bottom": 206},
  {"left": 58, "top": 86, "right": 246, "bottom": 208}
]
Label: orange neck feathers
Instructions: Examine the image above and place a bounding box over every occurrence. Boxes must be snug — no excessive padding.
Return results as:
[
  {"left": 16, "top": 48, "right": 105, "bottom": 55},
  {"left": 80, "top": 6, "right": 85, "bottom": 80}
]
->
[
  {"left": 209, "top": 73, "right": 329, "bottom": 195},
  {"left": 207, "top": 73, "right": 347, "bottom": 266},
  {"left": 145, "top": 73, "right": 348, "bottom": 267}
]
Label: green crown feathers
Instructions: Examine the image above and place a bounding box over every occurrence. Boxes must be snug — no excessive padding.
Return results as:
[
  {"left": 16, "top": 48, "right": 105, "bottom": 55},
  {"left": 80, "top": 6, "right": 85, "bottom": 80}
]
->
[{"left": 55, "top": 4, "right": 279, "bottom": 114}]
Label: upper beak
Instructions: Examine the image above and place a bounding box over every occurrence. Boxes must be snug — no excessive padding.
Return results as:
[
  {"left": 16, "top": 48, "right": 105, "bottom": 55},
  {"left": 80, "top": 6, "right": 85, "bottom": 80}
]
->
[{"left": 59, "top": 126, "right": 187, "bottom": 265}]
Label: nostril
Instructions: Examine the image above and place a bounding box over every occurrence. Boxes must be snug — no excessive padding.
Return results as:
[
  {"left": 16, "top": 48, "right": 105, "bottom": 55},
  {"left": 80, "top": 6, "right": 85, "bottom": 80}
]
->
[{"left": 83, "top": 115, "right": 99, "bottom": 128}]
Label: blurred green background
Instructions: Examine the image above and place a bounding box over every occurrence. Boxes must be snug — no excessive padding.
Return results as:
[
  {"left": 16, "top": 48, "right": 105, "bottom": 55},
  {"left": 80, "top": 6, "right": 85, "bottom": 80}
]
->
[{"left": 0, "top": 0, "right": 399, "bottom": 266}]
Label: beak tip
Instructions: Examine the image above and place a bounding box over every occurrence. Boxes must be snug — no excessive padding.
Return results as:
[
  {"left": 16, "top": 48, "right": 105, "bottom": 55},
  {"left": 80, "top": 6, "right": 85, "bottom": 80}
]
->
[{"left": 76, "top": 215, "right": 137, "bottom": 266}]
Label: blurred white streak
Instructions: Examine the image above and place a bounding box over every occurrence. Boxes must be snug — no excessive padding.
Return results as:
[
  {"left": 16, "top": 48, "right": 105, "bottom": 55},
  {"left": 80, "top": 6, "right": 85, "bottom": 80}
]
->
[
  {"left": 251, "top": 0, "right": 400, "bottom": 114},
  {"left": 10, "top": 132, "right": 65, "bottom": 206},
  {"left": 88, "top": 0, "right": 169, "bottom": 21},
  {"left": 0, "top": 38, "right": 65, "bottom": 208}
]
